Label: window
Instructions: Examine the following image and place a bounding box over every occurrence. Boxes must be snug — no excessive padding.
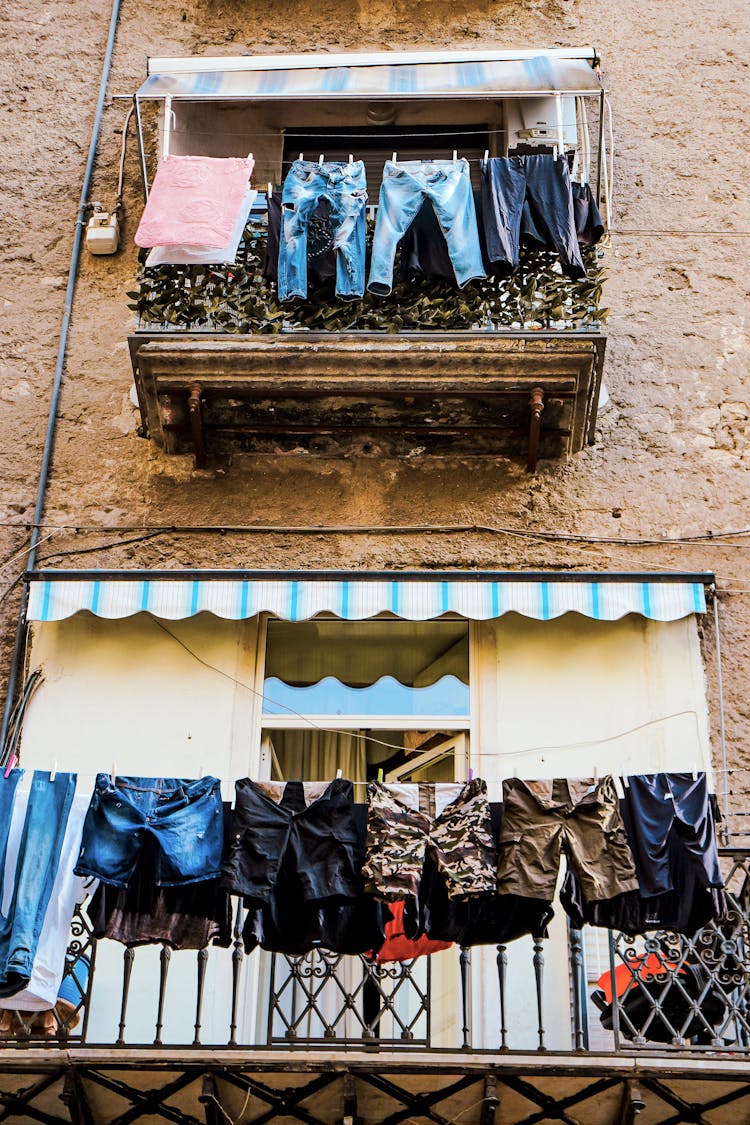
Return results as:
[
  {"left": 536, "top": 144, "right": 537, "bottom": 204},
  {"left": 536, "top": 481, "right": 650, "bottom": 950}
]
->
[{"left": 261, "top": 619, "right": 470, "bottom": 783}]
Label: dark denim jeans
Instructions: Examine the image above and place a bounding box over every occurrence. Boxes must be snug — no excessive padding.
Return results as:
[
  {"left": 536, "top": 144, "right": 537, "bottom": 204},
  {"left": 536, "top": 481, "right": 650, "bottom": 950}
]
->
[
  {"left": 75, "top": 775, "right": 224, "bottom": 888},
  {"left": 480, "top": 155, "right": 585, "bottom": 279},
  {"left": 0, "top": 770, "right": 75, "bottom": 994}
]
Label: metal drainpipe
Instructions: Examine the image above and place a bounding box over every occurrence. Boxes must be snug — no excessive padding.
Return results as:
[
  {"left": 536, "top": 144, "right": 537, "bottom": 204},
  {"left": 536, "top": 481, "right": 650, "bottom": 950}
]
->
[{"left": 0, "top": 0, "right": 124, "bottom": 758}]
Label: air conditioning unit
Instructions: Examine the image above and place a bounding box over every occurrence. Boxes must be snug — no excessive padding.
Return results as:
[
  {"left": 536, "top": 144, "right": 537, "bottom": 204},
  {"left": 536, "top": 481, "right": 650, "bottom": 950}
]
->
[{"left": 505, "top": 95, "right": 578, "bottom": 153}]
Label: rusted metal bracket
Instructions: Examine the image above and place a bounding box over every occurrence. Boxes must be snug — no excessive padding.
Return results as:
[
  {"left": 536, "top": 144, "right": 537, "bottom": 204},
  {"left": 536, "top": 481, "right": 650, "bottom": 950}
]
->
[
  {"left": 617, "top": 1081, "right": 646, "bottom": 1125},
  {"left": 188, "top": 384, "right": 207, "bottom": 468},
  {"left": 480, "top": 1075, "right": 500, "bottom": 1125},
  {"left": 199, "top": 1074, "right": 224, "bottom": 1125},
  {"left": 338, "top": 1074, "right": 359, "bottom": 1125},
  {"left": 60, "top": 1072, "right": 95, "bottom": 1125},
  {"left": 527, "top": 386, "right": 545, "bottom": 473}
]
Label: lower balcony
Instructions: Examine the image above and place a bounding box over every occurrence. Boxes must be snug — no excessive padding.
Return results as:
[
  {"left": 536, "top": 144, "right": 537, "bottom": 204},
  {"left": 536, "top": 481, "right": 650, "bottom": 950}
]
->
[
  {"left": 0, "top": 851, "right": 748, "bottom": 1125},
  {"left": 129, "top": 330, "right": 605, "bottom": 471}
]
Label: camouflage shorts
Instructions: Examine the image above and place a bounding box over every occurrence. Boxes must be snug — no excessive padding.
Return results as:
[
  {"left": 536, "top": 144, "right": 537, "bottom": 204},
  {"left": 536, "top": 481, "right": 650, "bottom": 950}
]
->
[{"left": 362, "top": 779, "right": 496, "bottom": 902}]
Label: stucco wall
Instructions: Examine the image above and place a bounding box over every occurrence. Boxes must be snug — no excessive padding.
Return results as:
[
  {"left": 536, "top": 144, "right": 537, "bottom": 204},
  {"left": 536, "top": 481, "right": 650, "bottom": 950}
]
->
[{"left": 2, "top": 1, "right": 749, "bottom": 829}]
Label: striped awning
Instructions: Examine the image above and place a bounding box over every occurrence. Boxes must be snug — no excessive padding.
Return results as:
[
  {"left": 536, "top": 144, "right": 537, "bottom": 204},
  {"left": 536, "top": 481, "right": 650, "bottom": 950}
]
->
[
  {"left": 27, "top": 573, "right": 707, "bottom": 624},
  {"left": 137, "top": 51, "right": 602, "bottom": 101}
]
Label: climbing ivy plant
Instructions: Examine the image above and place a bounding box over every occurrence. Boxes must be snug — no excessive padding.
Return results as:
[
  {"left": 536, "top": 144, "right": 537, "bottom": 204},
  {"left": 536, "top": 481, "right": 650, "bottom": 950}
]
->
[{"left": 128, "top": 218, "right": 607, "bottom": 334}]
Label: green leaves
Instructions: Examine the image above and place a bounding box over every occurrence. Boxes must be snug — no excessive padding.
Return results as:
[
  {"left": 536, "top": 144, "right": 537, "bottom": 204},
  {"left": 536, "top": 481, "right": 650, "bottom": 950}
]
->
[{"left": 132, "top": 221, "right": 606, "bottom": 334}]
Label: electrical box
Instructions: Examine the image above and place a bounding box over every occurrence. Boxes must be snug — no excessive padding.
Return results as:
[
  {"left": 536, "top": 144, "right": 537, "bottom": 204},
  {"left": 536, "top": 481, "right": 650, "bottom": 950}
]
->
[
  {"left": 86, "top": 210, "right": 120, "bottom": 255},
  {"left": 505, "top": 96, "right": 578, "bottom": 153}
]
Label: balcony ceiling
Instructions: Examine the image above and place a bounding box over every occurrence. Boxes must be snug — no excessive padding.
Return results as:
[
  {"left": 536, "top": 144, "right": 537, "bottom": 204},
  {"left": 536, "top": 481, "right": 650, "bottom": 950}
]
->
[
  {"left": 0, "top": 1049, "right": 747, "bottom": 1125},
  {"left": 129, "top": 331, "right": 606, "bottom": 471}
]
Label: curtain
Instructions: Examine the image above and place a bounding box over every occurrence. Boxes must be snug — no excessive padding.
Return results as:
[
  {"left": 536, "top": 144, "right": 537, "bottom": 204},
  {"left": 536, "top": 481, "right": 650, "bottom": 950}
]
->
[{"left": 269, "top": 729, "right": 367, "bottom": 784}]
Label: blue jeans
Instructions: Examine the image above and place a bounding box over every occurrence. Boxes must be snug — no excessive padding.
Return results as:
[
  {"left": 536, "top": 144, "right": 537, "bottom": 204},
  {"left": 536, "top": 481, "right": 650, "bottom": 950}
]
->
[
  {"left": 0, "top": 770, "right": 76, "bottom": 993},
  {"left": 0, "top": 769, "right": 23, "bottom": 882},
  {"left": 75, "top": 775, "right": 223, "bottom": 887},
  {"left": 278, "top": 160, "right": 368, "bottom": 301},
  {"left": 368, "top": 158, "right": 486, "bottom": 296}
]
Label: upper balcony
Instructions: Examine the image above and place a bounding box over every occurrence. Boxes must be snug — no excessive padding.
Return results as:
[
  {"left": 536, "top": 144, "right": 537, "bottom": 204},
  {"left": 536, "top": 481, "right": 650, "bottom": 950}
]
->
[
  {"left": 126, "top": 49, "right": 610, "bottom": 470},
  {"left": 2, "top": 849, "right": 748, "bottom": 1124}
]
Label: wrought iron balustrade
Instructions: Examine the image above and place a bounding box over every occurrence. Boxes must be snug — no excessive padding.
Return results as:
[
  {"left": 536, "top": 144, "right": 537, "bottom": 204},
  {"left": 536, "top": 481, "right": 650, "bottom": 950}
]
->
[{"left": 4, "top": 850, "right": 748, "bottom": 1055}]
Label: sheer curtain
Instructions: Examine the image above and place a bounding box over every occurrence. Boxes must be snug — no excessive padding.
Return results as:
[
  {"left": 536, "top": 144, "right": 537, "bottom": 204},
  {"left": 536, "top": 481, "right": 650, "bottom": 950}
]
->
[{"left": 269, "top": 729, "right": 367, "bottom": 784}]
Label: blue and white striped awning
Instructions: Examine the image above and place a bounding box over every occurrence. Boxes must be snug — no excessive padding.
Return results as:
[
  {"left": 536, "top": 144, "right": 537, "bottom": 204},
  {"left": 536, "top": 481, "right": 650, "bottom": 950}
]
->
[
  {"left": 27, "top": 573, "right": 706, "bottom": 624},
  {"left": 138, "top": 50, "right": 602, "bottom": 101}
]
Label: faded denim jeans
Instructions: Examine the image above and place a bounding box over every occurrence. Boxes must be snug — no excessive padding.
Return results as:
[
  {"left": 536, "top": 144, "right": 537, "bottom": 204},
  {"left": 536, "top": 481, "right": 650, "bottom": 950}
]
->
[
  {"left": 368, "top": 158, "right": 486, "bottom": 296},
  {"left": 0, "top": 770, "right": 76, "bottom": 995},
  {"left": 278, "top": 160, "right": 368, "bottom": 301}
]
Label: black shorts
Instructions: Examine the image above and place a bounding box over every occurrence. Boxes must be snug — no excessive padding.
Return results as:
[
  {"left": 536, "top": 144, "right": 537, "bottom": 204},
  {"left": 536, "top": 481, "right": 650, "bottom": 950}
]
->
[{"left": 221, "top": 778, "right": 362, "bottom": 903}]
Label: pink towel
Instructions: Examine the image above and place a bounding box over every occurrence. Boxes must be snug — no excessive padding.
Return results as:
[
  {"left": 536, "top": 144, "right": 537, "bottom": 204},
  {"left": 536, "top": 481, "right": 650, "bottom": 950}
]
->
[{"left": 135, "top": 155, "right": 254, "bottom": 248}]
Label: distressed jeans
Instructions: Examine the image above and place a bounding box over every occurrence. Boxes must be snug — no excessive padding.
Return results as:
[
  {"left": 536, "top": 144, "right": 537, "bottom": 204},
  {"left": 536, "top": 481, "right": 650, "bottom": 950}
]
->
[
  {"left": 368, "top": 158, "right": 486, "bottom": 296},
  {"left": 277, "top": 160, "right": 368, "bottom": 301},
  {"left": 0, "top": 770, "right": 76, "bottom": 995}
]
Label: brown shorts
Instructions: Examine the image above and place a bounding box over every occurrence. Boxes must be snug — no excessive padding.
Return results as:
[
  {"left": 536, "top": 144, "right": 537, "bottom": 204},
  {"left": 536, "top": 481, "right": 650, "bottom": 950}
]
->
[{"left": 497, "top": 777, "right": 638, "bottom": 903}]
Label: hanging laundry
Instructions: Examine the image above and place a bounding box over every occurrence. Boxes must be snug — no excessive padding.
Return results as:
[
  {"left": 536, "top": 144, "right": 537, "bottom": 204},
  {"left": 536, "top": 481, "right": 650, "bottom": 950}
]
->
[
  {"left": 480, "top": 155, "right": 585, "bottom": 279},
  {"left": 135, "top": 155, "right": 254, "bottom": 249},
  {"left": 496, "top": 777, "right": 638, "bottom": 905},
  {"left": 362, "top": 779, "right": 496, "bottom": 926},
  {"left": 86, "top": 798, "right": 232, "bottom": 949},
  {"left": 571, "top": 182, "right": 605, "bottom": 245},
  {"left": 263, "top": 191, "right": 337, "bottom": 285},
  {"left": 74, "top": 775, "right": 224, "bottom": 887},
  {"left": 226, "top": 783, "right": 388, "bottom": 955},
  {"left": 368, "top": 158, "right": 485, "bottom": 296},
  {"left": 144, "top": 188, "right": 258, "bottom": 266},
  {"left": 366, "top": 900, "right": 451, "bottom": 964},
  {"left": 0, "top": 771, "right": 77, "bottom": 996},
  {"left": 277, "top": 160, "right": 368, "bottom": 301},
  {"left": 418, "top": 801, "right": 554, "bottom": 947},
  {"left": 561, "top": 773, "right": 726, "bottom": 935},
  {"left": 0, "top": 788, "right": 91, "bottom": 1012}
]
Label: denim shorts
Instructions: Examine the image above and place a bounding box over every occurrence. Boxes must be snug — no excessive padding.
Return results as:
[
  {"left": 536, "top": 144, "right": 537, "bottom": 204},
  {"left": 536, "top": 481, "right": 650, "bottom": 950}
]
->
[{"left": 74, "top": 775, "right": 224, "bottom": 888}]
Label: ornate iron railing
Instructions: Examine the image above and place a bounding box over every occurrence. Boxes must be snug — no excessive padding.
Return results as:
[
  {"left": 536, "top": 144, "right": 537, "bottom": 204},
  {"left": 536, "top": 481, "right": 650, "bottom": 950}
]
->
[
  {"left": 4, "top": 851, "right": 748, "bottom": 1054},
  {"left": 128, "top": 220, "right": 607, "bottom": 336}
]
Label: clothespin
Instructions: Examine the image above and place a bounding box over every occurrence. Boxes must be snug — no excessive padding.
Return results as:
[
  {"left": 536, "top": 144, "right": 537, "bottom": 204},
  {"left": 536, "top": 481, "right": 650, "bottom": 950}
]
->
[
  {"left": 512, "top": 766, "right": 518, "bottom": 779},
  {"left": 3, "top": 754, "right": 17, "bottom": 780},
  {"left": 246, "top": 152, "right": 254, "bottom": 167},
  {"left": 111, "top": 762, "right": 117, "bottom": 784},
  {"left": 452, "top": 149, "right": 458, "bottom": 163},
  {"left": 377, "top": 768, "right": 384, "bottom": 783},
  {"left": 483, "top": 149, "right": 489, "bottom": 166},
  {"left": 198, "top": 764, "right": 204, "bottom": 779},
  {"left": 593, "top": 766, "right": 599, "bottom": 783},
  {"left": 298, "top": 153, "right": 304, "bottom": 162},
  {"left": 267, "top": 182, "right": 273, "bottom": 200},
  {"left": 553, "top": 145, "right": 559, "bottom": 161},
  {"left": 392, "top": 152, "right": 398, "bottom": 164},
  {"left": 50, "top": 760, "right": 57, "bottom": 782},
  {"left": 348, "top": 154, "right": 354, "bottom": 169},
  {"left": 318, "top": 154, "right": 324, "bottom": 165},
  {"left": 692, "top": 769, "right": 698, "bottom": 781},
  {"left": 468, "top": 767, "right": 475, "bottom": 781},
  {"left": 336, "top": 768, "right": 343, "bottom": 779},
  {"left": 621, "top": 764, "right": 630, "bottom": 788}
]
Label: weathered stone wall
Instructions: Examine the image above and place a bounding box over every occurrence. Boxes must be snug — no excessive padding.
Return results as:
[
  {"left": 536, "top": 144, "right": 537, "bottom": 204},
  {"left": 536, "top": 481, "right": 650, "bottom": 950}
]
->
[{"left": 2, "top": 1, "right": 749, "bottom": 825}]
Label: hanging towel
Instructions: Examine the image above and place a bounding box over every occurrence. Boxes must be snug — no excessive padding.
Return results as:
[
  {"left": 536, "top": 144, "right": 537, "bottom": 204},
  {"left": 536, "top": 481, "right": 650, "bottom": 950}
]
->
[
  {"left": 135, "top": 155, "right": 254, "bottom": 249},
  {"left": 145, "top": 188, "right": 257, "bottom": 266}
]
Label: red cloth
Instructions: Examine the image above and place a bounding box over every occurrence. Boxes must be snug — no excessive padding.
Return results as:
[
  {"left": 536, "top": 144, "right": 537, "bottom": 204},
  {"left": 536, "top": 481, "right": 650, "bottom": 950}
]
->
[
  {"left": 369, "top": 902, "right": 452, "bottom": 964},
  {"left": 596, "top": 952, "right": 683, "bottom": 1004}
]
